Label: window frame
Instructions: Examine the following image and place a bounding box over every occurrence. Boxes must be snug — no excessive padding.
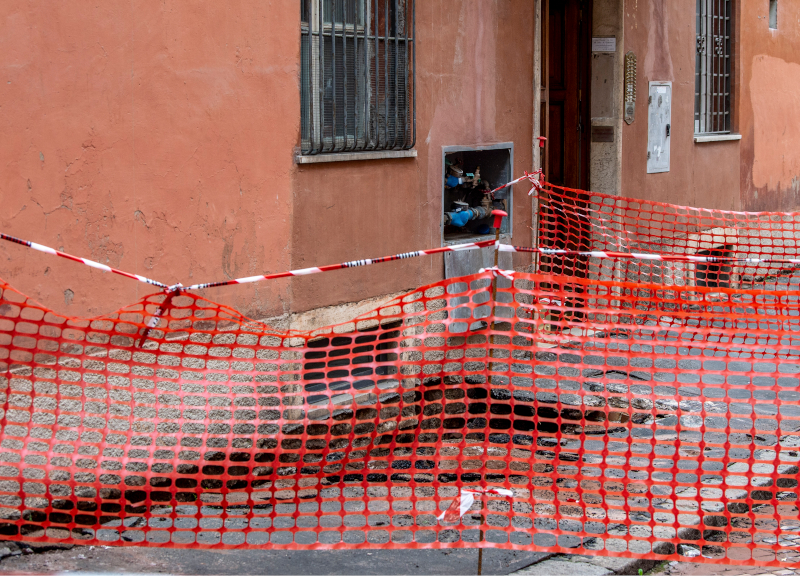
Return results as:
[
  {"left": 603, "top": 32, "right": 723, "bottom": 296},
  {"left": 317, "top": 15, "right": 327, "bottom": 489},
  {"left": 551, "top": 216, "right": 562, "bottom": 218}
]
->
[
  {"left": 300, "top": 0, "right": 416, "bottom": 156},
  {"left": 694, "top": 0, "right": 732, "bottom": 136}
]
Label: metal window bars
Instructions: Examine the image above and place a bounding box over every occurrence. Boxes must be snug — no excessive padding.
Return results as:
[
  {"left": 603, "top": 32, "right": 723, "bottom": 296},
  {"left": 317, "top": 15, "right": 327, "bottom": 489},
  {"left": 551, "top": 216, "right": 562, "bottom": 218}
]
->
[
  {"left": 301, "top": 0, "right": 416, "bottom": 155},
  {"left": 695, "top": 0, "right": 731, "bottom": 135}
]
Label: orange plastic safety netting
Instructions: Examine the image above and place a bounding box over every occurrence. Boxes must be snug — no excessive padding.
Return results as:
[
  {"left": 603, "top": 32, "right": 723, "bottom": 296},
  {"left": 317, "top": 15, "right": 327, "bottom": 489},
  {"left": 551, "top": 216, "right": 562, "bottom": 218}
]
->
[
  {"left": 537, "top": 183, "right": 800, "bottom": 289},
  {"left": 0, "top": 263, "right": 799, "bottom": 567}
]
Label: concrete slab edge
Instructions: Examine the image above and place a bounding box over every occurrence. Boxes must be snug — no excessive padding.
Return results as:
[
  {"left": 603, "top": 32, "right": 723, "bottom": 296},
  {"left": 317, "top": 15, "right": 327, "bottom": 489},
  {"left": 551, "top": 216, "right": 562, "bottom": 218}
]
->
[{"left": 512, "top": 553, "right": 661, "bottom": 576}]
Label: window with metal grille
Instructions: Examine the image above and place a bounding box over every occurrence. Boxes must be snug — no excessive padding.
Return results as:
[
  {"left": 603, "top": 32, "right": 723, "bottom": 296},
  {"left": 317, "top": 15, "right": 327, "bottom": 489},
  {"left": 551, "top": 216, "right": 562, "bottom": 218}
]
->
[
  {"left": 300, "top": 0, "right": 416, "bottom": 155},
  {"left": 695, "top": 0, "right": 732, "bottom": 135}
]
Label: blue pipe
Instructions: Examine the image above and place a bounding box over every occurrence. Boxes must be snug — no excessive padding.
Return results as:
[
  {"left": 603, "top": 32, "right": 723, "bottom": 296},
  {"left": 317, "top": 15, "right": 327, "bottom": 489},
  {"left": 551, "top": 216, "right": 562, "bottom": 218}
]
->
[{"left": 445, "top": 207, "right": 487, "bottom": 227}]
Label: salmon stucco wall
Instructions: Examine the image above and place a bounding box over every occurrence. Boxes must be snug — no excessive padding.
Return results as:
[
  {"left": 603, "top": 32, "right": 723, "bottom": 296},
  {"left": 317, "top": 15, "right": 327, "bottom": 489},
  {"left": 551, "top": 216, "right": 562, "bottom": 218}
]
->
[
  {"left": 738, "top": 1, "right": 800, "bottom": 211},
  {"left": 1, "top": 1, "right": 536, "bottom": 321},
  {"left": 0, "top": 2, "right": 298, "bottom": 319},
  {"left": 621, "top": 0, "right": 741, "bottom": 210},
  {"left": 289, "top": 0, "right": 535, "bottom": 314}
]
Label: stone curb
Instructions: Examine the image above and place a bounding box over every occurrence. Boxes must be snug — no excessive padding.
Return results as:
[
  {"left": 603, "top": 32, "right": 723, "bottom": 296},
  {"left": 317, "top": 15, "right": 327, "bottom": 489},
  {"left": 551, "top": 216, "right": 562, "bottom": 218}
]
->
[{"left": 512, "top": 553, "right": 661, "bottom": 576}]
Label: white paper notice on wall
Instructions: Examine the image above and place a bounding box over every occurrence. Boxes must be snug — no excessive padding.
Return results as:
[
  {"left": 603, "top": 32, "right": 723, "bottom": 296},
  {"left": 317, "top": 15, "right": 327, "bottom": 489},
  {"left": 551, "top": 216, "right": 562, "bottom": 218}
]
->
[
  {"left": 592, "top": 37, "right": 617, "bottom": 52},
  {"left": 647, "top": 82, "right": 672, "bottom": 174}
]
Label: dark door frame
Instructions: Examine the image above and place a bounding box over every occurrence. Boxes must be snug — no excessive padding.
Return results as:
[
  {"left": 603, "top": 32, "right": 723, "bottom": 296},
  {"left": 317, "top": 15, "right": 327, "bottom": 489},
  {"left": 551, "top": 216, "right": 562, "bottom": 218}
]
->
[{"left": 542, "top": 0, "right": 592, "bottom": 190}]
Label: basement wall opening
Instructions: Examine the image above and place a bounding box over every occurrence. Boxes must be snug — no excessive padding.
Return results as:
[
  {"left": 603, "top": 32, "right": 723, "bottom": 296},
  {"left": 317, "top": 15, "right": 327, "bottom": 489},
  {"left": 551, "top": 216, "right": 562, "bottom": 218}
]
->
[{"left": 441, "top": 143, "right": 513, "bottom": 246}]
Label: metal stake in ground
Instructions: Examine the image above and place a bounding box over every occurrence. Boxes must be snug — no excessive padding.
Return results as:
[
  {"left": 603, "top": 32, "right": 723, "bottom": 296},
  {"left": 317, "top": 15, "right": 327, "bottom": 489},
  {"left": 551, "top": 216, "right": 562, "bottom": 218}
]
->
[{"left": 489, "top": 209, "right": 507, "bottom": 309}]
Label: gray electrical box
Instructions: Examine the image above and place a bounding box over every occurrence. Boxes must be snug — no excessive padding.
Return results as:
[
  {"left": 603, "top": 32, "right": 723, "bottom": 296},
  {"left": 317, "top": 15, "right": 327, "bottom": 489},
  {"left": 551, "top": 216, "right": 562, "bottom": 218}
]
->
[{"left": 647, "top": 81, "right": 671, "bottom": 174}]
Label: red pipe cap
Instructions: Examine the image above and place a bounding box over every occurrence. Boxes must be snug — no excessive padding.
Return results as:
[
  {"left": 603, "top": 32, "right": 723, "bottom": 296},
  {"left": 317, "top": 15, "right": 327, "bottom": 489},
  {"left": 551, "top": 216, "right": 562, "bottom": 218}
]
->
[{"left": 491, "top": 209, "right": 508, "bottom": 230}]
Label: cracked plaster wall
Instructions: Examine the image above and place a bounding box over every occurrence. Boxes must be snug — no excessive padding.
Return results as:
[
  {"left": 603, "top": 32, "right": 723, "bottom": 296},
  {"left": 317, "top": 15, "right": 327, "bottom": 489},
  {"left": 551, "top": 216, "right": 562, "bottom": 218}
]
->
[{"left": 0, "top": 1, "right": 297, "bottom": 319}]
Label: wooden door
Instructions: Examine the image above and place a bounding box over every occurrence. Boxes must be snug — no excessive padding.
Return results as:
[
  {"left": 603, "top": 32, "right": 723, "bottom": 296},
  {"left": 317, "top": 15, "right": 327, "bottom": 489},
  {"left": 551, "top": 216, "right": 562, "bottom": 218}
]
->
[
  {"left": 540, "top": 0, "right": 592, "bottom": 282},
  {"left": 546, "top": 0, "right": 590, "bottom": 189}
]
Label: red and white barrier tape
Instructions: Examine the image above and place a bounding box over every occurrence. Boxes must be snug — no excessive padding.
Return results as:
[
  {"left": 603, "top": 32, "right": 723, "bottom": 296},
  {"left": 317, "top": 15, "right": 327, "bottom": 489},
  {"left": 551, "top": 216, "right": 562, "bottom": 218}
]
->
[
  {"left": 0, "top": 231, "right": 499, "bottom": 295},
  {"left": 7, "top": 227, "right": 799, "bottom": 299},
  {"left": 479, "top": 266, "right": 515, "bottom": 280},
  {"left": 181, "top": 174, "right": 542, "bottom": 290},
  {"left": 500, "top": 244, "right": 800, "bottom": 266},
  {"left": 183, "top": 240, "right": 498, "bottom": 291},
  {"left": 437, "top": 488, "right": 514, "bottom": 523},
  {"left": 0, "top": 232, "right": 169, "bottom": 289},
  {"left": 0, "top": 171, "right": 536, "bottom": 293},
  {"left": 9, "top": 169, "right": 798, "bottom": 299},
  {"left": 483, "top": 171, "right": 543, "bottom": 199},
  {"left": 524, "top": 170, "right": 544, "bottom": 195}
]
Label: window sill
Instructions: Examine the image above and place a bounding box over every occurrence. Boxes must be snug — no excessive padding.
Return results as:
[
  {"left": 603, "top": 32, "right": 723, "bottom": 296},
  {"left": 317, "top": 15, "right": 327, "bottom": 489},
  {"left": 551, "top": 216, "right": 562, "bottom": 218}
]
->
[
  {"left": 296, "top": 149, "right": 417, "bottom": 164},
  {"left": 443, "top": 233, "right": 512, "bottom": 247},
  {"left": 694, "top": 133, "right": 742, "bottom": 143}
]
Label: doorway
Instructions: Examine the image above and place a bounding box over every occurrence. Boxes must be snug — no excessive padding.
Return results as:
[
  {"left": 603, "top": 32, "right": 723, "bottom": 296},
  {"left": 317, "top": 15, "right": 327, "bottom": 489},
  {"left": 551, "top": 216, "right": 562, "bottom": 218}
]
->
[
  {"left": 543, "top": 0, "right": 591, "bottom": 190},
  {"left": 539, "top": 0, "right": 592, "bottom": 283}
]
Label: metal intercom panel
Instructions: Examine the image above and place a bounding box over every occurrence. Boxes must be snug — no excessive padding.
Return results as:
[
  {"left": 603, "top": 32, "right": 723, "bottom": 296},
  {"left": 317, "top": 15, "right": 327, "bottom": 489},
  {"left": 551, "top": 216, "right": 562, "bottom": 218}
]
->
[{"left": 647, "top": 81, "right": 671, "bottom": 174}]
